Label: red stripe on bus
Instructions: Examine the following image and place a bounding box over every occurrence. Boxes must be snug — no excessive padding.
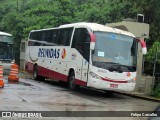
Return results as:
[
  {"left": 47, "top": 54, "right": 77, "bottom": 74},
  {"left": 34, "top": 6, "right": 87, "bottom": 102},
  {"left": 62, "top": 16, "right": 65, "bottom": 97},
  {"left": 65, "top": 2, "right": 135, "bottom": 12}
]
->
[
  {"left": 38, "top": 66, "right": 68, "bottom": 82},
  {"left": 75, "top": 79, "right": 87, "bottom": 86},
  {"left": 101, "top": 77, "right": 128, "bottom": 83},
  {"left": 25, "top": 62, "right": 87, "bottom": 86}
]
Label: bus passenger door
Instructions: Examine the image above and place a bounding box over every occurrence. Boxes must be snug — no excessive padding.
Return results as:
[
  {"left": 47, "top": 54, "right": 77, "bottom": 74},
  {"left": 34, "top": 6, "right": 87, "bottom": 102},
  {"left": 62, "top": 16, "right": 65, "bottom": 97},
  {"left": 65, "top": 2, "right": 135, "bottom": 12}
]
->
[
  {"left": 81, "top": 33, "right": 90, "bottom": 86},
  {"left": 81, "top": 59, "right": 89, "bottom": 85},
  {"left": 71, "top": 28, "right": 90, "bottom": 86}
]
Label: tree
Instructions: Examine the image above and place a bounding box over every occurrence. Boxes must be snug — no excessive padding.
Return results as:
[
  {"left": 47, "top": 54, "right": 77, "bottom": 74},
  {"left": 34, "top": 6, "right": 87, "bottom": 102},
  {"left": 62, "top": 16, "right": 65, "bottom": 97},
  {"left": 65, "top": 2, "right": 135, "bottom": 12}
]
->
[{"left": 0, "top": 0, "right": 160, "bottom": 67}]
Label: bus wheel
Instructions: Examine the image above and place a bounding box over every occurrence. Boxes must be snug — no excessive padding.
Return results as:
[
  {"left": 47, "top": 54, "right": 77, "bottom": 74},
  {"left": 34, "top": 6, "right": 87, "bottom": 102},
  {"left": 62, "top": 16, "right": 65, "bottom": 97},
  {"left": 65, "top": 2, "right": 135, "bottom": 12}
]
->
[
  {"left": 104, "top": 90, "right": 114, "bottom": 97},
  {"left": 33, "top": 66, "right": 45, "bottom": 81},
  {"left": 69, "top": 71, "right": 76, "bottom": 90},
  {"left": 33, "top": 66, "right": 38, "bottom": 80}
]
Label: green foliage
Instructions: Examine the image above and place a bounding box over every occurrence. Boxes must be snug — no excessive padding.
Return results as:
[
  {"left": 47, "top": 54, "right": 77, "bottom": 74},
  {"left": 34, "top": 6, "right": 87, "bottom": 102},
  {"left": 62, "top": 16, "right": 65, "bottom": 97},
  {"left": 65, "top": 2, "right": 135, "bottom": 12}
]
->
[
  {"left": 146, "top": 41, "right": 160, "bottom": 64},
  {"left": 153, "top": 84, "right": 160, "bottom": 98},
  {"left": 0, "top": 0, "right": 158, "bottom": 40},
  {"left": 0, "top": 0, "right": 160, "bottom": 66}
]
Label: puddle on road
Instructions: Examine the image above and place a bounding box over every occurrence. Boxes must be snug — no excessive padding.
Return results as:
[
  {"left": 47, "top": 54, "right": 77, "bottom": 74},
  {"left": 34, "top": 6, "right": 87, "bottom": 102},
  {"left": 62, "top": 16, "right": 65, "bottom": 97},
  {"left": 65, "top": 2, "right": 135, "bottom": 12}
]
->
[{"left": 19, "top": 81, "right": 33, "bottom": 86}]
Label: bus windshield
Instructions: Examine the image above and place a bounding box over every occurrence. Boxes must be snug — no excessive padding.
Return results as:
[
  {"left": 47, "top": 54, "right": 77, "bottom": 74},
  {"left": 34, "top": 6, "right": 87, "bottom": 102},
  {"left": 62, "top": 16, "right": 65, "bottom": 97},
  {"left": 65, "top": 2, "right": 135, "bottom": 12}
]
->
[
  {"left": 92, "top": 32, "right": 137, "bottom": 72},
  {"left": 0, "top": 35, "right": 14, "bottom": 61},
  {"left": 0, "top": 35, "right": 13, "bottom": 44}
]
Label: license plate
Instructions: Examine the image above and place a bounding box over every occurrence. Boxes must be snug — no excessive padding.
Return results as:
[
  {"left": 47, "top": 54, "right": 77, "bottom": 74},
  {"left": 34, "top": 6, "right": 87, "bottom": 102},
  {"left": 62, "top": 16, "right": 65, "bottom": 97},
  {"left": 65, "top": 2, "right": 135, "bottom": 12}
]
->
[{"left": 110, "top": 84, "right": 118, "bottom": 88}]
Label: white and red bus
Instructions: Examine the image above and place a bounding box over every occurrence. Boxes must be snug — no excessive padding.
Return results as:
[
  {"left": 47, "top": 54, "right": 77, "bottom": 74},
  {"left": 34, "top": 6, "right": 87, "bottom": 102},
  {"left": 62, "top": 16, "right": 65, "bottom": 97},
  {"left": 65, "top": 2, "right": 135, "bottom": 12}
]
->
[{"left": 25, "top": 22, "right": 147, "bottom": 94}]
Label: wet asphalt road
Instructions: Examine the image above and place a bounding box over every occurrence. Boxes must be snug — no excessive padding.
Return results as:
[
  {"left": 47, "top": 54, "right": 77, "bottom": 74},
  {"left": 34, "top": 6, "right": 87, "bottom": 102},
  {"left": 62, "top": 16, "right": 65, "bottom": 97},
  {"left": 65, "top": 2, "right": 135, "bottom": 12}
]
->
[{"left": 0, "top": 75, "right": 159, "bottom": 120}]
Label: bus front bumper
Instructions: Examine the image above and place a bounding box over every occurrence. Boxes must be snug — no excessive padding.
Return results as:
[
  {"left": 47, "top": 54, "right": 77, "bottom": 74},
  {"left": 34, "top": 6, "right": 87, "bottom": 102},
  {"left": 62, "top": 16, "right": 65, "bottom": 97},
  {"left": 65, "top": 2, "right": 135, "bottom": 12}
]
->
[{"left": 87, "top": 77, "right": 136, "bottom": 92}]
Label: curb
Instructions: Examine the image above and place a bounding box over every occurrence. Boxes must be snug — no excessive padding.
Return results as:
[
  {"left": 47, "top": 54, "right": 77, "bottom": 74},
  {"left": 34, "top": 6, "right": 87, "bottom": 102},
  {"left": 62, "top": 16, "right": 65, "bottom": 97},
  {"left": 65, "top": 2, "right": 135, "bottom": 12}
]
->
[{"left": 114, "top": 91, "right": 160, "bottom": 102}]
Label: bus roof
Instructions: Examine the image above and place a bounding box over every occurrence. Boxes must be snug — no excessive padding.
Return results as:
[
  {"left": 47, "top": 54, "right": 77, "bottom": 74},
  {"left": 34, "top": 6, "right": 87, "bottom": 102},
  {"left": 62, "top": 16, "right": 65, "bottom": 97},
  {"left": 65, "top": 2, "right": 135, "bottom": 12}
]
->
[
  {"left": 59, "top": 22, "right": 135, "bottom": 37},
  {"left": 31, "top": 22, "right": 135, "bottom": 37},
  {"left": 0, "top": 31, "right": 12, "bottom": 36}
]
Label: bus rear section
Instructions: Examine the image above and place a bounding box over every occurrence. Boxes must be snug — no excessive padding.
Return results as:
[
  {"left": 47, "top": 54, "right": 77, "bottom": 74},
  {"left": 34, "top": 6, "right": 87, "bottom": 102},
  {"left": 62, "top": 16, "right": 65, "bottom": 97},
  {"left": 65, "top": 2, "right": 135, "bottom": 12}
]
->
[
  {"left": 0, "top": 32, "right": 14, "bottom": 70},
  {"left": 25, "top": 27, "right": 74, "bottom": 81}
]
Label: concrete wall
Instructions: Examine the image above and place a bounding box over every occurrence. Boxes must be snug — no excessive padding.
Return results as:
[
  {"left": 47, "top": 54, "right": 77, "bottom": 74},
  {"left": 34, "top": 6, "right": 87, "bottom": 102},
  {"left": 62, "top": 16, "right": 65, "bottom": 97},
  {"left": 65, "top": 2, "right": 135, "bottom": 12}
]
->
[
  {"left": 141, "top": 75, "right": 154, "bottom": 95},
  {"left": 20, "top": 40, "right": 27, "bottom": 70},
  {"left": 107, "top": 21, "right": 149, "bottom": 38}
]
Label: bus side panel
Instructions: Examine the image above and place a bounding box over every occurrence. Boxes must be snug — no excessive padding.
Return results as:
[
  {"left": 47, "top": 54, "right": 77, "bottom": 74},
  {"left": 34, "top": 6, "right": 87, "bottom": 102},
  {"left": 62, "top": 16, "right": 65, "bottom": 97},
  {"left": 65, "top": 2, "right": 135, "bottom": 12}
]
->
[
  {"left": 45, "top": 47, "right": 70, "bottom": 82},
  {"left": 25, "top": 38, "right": 87, "bottom": 85},
  {"left": 38, "top": 65, "right": 68, "bottom": 81},
  {"left": 25, "top": 46, "right": 35, "bottom": 74},
  {"left": 25, "top": 45, "right": 70, "bottom": 81}
]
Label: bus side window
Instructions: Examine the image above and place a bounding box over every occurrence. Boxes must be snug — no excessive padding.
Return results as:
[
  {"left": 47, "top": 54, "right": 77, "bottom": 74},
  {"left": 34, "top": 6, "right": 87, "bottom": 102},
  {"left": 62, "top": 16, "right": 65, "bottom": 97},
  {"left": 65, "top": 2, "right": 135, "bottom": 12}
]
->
[
  {"left": 46, "top": 29, "right": 58, "bottom": 45},
  {"left": 34, "top": 31, "right": 42, "bottom": 46},
  {"left": 58, "top": 28, "right": 73, "bottom": 46},
  {"left": 84, "top": 33, "right": 90, "bottom": 61},
  {"left": 71, "top": 29, "right": 80, "bottom": 49},
  {"left": 35, "top": 32, "right": 41, "bottom": 41},
  {"left": 40, "top": 31, "right": 46, "bottom": 46},
  {"left": 29, "top": 32, "right": 34, "bottom": 40},
  {"left": 52, "top": 30, "right": 58, "bottom": 45},
  {"left": 46, "top": 30, "right": 51, "bottom": 43},
  {"left": 72, "top": 28, "right": 90, "bottom": 61}
]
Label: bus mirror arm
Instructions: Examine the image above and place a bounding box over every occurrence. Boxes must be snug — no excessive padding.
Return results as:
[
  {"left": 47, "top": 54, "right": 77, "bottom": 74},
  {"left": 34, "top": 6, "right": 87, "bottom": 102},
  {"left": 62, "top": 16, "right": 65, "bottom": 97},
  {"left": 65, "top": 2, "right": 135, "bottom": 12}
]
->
[{"left": 89, "top": 33, "right": 96, "bottom": 50}]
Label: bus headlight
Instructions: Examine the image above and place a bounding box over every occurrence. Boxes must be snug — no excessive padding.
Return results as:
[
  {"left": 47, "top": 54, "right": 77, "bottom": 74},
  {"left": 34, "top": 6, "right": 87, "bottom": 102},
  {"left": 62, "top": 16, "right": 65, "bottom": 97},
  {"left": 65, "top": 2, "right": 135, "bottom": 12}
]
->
[{"left": 89, "top": 72, "right": 102, "bottom": 80}]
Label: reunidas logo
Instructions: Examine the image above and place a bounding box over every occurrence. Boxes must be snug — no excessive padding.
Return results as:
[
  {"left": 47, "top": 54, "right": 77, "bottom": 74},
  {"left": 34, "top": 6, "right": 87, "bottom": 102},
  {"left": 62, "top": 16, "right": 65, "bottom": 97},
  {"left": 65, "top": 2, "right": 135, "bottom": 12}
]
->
[{"left": 61, "top": 48, "right": 66, "bottom": 59}]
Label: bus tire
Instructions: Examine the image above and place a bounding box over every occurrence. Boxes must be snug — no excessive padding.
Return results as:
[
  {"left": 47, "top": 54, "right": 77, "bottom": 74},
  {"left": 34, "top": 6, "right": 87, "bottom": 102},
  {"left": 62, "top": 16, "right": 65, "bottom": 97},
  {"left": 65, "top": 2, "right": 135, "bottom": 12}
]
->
[
  {"left": 33, "top": 65, "right": 45, "bottom": 81},
  {"left": 33, "top": 65, "right": 38, "bottom": 80},
  {"left": 69, "top": 71, "right": 77, "bottom": 90},
  {"left": 104, "top": 90, "right": 114, "bottom": 97}
]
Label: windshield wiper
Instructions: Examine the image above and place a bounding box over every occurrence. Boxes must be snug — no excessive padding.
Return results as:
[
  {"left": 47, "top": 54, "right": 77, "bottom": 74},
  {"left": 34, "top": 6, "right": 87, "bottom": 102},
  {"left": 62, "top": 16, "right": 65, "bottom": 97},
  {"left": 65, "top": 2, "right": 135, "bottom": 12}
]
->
[
  {"left": 110, "top": 64, "right": 135, "bottom": 72},
  {"left": 96, "top": 62, "right": 123, "bottom": 73},
  {"left": 108, "top": 67, "right": 123, "bottom": 73},
  {"left": 94, "top": 62, "right": 118, "bottom": 68},
  {"left": 93, "top": 61, "right": 135, "bottom": 72}
]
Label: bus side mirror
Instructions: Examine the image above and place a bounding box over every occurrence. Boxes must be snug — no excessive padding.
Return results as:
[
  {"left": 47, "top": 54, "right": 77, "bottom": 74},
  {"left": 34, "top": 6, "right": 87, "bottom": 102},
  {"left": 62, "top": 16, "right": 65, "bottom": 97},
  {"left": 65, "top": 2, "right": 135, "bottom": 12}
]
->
[
  {"left": 136, "top": 38, "right": 147, "bottom": 55},
  {"left": 89, "top": 33, "right": 96, "bottom": 50},
  {"left": 141, "top": 40, "right": 147, "bottom": 55}
]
